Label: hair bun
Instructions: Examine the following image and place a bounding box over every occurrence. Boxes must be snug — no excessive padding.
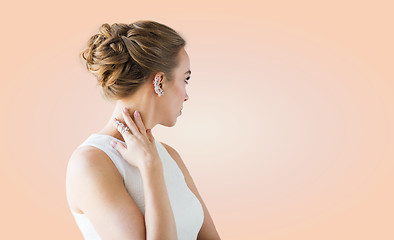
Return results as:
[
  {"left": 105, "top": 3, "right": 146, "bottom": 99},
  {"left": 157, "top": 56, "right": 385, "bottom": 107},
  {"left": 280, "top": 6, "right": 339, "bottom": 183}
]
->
[{"left": 80, "top": 21, "right": 186, "bottom": 101}]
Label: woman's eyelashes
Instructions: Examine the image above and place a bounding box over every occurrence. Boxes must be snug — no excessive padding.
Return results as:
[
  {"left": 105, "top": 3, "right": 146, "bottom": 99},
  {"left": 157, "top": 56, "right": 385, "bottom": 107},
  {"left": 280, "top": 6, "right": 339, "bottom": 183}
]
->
[{"left": 184, "top": 76, "right": 190, "bottom": 84}]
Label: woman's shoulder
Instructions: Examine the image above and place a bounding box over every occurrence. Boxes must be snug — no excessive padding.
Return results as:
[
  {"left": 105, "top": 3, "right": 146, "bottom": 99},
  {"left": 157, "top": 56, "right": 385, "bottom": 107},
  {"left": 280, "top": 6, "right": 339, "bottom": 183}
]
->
[
  {"left": 69, "top": 145, "right": 106, "bottom": 166},
  {"left": 66, "top": 145, "right": 124, "bottom": 212},
  {"left": 66, "top": 145, "right": 127, "bottom": 215},
  {"left": 66, "top": 145, "right": 123, "bottom": 196},
  {"left": 67, "top": 145, "right": 120, "bottom": 176}
]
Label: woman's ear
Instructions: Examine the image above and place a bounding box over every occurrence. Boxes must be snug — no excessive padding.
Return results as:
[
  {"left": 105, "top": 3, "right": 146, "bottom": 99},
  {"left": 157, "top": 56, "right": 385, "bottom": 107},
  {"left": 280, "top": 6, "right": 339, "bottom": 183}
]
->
[{"left": 153, "top": 72, "right": 165, "bottom": 96}]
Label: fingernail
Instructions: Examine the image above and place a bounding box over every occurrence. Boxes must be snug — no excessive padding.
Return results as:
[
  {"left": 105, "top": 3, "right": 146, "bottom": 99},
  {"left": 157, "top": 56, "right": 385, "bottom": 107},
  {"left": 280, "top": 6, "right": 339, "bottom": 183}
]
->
[
  {"left": 134, "top": 110, "right": 140, "bottom": 117},
  {"left": 123, "top": 107, "right": 128, "bottom": 113}
]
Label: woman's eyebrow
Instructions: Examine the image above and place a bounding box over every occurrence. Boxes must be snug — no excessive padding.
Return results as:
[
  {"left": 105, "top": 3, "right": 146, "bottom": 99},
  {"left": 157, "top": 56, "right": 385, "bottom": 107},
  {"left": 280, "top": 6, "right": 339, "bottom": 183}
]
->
[{"left": 184, "top": 70, "right": 191, "bottom": 75}]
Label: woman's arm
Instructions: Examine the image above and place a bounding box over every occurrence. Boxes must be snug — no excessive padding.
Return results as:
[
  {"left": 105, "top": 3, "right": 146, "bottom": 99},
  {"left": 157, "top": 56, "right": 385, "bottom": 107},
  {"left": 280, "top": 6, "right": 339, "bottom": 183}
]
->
[
  {"left": 140, "top": 159, "right": 177, "bottom": 240},
  {"left": 66, "top": 147, "right": 177, "bottom": 240}
]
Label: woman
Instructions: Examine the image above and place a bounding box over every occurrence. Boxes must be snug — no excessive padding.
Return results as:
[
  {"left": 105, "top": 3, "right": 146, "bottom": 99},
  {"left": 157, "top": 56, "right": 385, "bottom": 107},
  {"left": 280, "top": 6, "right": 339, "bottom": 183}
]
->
[{"left": 65, "top": 21, "right": 221, "bottom": 240}]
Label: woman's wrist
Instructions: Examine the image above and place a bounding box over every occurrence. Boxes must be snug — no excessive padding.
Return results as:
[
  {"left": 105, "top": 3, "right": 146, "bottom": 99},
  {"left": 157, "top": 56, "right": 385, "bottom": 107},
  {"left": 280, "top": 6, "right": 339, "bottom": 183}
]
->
[{"left": 139, "top": 157, "right": 163, "bottom": 174}]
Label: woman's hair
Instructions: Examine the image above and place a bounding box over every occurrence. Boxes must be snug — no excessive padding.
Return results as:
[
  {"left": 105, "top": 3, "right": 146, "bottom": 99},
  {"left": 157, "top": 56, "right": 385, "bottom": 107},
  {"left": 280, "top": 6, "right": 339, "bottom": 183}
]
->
[{"left": 80, "top": 20, "right": 186, "bottom": 101}]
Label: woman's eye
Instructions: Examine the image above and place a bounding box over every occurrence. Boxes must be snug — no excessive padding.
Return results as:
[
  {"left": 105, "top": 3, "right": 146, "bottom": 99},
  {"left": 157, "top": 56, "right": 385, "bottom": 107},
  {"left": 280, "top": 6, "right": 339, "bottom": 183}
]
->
[{"left": 184, "top": 76, "right": 190, "bottom": 84}]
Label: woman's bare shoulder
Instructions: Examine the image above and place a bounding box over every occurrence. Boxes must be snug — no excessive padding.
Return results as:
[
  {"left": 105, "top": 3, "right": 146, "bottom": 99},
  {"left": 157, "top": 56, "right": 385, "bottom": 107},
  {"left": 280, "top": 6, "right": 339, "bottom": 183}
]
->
[
  {"left": 68, "top": 145, "right": 114, "bottom": 169},
  {"left": 66, "top": 145, "right": 123, "bottom": 213},
  {"left": 67, "top": 145, "right": 123, "bottom": 183}
]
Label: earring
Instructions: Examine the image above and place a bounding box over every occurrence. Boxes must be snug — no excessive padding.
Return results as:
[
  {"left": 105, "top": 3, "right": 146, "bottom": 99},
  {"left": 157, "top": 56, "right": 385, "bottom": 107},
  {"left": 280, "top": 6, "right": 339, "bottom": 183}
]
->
[{"left": 153, "top": 76, "right": 164, "bottom": 96}]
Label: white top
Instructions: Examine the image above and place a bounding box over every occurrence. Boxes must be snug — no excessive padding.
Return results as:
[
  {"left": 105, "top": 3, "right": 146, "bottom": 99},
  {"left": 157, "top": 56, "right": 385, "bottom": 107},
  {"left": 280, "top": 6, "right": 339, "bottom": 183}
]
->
[{"left": 70, "top": 134, "right": 204, "bottom": 240}]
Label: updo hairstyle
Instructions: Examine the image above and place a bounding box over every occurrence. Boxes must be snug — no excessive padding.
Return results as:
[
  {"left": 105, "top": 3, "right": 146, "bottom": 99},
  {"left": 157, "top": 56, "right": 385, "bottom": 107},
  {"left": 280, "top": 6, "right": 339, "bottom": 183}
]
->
[{"left": 80, "top": 20, "right": 186, "bottom": 100}]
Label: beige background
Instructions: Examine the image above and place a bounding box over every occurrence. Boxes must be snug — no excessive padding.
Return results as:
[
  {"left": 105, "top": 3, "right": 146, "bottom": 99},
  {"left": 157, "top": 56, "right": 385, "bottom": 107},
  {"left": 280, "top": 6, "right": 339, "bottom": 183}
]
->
[{"left": 0, "top": 0, "right": 393, "bottom": 239}]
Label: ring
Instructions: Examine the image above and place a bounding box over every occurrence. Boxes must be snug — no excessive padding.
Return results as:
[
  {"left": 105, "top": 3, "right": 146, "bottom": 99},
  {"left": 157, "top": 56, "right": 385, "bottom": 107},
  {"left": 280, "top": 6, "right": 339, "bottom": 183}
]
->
[
  {"left": 115, "top": 120, "right": 130, "bottom": 134},
  {"left": 121, "top": 126, "right": 130, "bottom": 134}
]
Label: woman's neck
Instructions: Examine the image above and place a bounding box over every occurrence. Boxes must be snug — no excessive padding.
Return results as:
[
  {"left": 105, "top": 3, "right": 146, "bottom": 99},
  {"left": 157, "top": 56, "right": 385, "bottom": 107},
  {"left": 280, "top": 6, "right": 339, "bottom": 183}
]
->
[{"left": 97, "top": 97, "right": 158, "bottom": 142}]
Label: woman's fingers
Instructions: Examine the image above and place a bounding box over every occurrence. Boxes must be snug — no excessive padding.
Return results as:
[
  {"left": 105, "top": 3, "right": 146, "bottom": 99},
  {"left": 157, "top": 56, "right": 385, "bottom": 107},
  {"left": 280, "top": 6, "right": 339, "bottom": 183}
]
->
[
  {"left": 111, "top": 140, "right": 127, "bottom": 156},
  {"left": 132, "top": 109, "right": 148, "bottom": 139},
  {"left": 146, "top": 128, "right": 154, "bottom": 143},
  {"left": 121, "top": 107, "right": 140, "bottom": 136},
  {"left": 112, "top": 107, "right": 149, "bottom": 141},
  {"left": 112, "top": 117, "right": 134, "bottom": 139}
]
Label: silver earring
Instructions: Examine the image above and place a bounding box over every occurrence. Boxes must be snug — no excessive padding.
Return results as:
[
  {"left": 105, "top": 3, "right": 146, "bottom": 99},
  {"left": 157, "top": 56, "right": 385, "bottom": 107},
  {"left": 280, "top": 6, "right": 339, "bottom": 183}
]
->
[{"left": 153, "top": 76, "right": 164, "bottom": 96}]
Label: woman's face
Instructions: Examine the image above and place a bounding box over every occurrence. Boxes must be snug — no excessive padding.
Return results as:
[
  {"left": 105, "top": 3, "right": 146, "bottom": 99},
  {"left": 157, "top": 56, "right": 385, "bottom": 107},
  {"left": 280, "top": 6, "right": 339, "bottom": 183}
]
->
[{"left": 157, "top": 47, "right": 191, "bottom": 126}]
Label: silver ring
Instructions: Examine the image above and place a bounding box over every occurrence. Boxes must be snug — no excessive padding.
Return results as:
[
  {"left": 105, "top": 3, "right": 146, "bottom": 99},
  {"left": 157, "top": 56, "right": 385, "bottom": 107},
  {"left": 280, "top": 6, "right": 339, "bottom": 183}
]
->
[
  {"left": 116, "top": 121, "right": 129, "bottom": 134},
  {"left": 121, "top": 126, "right": 130, "bottom": 134}
]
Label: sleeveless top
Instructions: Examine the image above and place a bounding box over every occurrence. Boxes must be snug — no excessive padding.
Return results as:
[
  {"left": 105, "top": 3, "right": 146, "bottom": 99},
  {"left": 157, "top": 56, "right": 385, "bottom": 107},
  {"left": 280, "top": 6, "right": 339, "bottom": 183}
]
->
[{"left": 69, "top": 133, "right": 204, "bottom": 240}]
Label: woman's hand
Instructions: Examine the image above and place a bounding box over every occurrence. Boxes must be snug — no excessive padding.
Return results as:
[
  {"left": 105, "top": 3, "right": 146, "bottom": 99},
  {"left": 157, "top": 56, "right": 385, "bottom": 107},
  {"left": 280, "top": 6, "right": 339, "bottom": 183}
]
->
[{"left": 110, "top": 107, "right": 161, "bottom": 169}]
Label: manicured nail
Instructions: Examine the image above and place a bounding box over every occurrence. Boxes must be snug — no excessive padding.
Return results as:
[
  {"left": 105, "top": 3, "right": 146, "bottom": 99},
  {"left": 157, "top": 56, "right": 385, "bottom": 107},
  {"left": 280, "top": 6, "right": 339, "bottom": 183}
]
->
[
  {"left": 123, "top": 107, "right": 128, "bottom": 113},
  {"left": 134, "top": 110, "right": 140, "bottom": 117}
]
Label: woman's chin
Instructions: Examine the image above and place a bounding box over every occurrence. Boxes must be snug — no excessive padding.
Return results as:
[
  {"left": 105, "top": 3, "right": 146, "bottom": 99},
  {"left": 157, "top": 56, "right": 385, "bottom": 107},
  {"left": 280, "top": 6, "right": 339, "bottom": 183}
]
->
[{"left": 161, "top": 118, "right": 177, "bottom": 127}]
